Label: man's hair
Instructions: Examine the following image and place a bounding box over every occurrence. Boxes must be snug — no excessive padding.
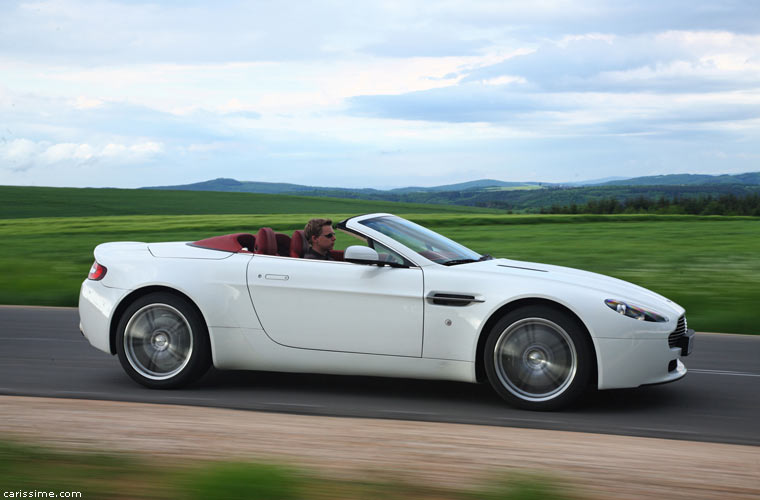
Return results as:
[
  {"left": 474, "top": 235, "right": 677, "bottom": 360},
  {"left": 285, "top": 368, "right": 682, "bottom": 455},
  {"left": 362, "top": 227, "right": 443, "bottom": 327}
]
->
[{"left": 304, "top": 218, "right": 333, "bottom": 244}]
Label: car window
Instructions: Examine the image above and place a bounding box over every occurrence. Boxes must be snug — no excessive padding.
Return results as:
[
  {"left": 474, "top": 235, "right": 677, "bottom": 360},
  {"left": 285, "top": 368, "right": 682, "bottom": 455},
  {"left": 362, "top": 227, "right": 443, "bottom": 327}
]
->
[
  {"left": 360, "top": 216, "right": 481, "bottom": 265},
  {"left": 372, "top": 241, "right": 407, "bottom": 266},
  {"left": 337, "top": 227, "right": 414, "bottom": 267}
]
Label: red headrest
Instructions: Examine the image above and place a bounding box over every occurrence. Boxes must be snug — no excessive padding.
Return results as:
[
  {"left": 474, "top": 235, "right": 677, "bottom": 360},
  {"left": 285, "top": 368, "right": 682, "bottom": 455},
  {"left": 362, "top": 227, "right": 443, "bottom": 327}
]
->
[
  {"left": 254, "top": 227, "right": 278, "bottom": 255},
  {"left": 290, "top": 230, "right": 308, "bottom": 258}
]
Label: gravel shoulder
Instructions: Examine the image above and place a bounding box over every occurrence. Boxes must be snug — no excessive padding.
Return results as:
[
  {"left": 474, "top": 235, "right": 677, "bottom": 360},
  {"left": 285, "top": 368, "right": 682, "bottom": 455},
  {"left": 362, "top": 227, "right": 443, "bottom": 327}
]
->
[{"left": 2, "top": 395, "right": 758, "bottom": 499}]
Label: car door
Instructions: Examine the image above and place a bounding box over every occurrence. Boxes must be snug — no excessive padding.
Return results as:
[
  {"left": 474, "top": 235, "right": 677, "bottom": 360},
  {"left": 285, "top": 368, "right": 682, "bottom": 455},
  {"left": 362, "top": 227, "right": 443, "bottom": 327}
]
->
[{"left": 246, "top": 255, "right": 424, "bottom": 357}]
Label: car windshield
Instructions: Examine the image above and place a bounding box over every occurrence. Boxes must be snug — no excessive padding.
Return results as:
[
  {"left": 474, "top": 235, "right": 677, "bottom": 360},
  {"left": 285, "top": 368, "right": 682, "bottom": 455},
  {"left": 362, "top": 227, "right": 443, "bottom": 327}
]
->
[{"left": 359, "top": 216, "right": 484, "bottom": 265}]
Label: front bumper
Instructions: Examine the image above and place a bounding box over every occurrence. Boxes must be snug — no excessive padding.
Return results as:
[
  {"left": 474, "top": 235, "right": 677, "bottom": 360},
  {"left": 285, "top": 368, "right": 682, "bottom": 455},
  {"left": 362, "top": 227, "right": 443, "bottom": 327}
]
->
[{"left": 594, "top": 334, "right": 692, "bottom": 390}]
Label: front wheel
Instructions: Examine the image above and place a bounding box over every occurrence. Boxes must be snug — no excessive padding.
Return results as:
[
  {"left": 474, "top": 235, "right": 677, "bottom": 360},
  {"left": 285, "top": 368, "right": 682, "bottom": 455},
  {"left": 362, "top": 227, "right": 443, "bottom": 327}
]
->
[
  {"left": 484, "top": 305, "right": 593, "bottom": 410},
  {"left": 116, "top": 292, "right": 211, "bottom": 389}
]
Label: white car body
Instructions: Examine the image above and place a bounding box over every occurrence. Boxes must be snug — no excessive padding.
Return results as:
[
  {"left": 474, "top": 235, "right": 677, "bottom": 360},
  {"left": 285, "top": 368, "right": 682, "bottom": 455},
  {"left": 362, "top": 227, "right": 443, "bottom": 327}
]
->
[{"left": 79, "top": 213, "right": 693, "bottom": 409}]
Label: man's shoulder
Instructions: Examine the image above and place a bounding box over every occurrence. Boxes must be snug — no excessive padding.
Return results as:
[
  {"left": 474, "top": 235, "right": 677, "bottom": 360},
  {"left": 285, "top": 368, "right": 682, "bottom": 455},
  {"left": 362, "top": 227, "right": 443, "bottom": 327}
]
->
[
  {"left": 303, "top": 248, "right": 319, "bottom": 259},
  {"left": 304, "top": 248, "right": 332, "bottom": 260}
]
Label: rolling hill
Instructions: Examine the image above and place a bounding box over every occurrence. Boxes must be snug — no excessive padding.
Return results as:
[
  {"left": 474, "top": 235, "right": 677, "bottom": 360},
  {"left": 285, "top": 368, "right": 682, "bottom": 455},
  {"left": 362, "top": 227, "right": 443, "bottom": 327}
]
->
[{"left": 141, "top": 172, "right": 760, "bottom": 212}]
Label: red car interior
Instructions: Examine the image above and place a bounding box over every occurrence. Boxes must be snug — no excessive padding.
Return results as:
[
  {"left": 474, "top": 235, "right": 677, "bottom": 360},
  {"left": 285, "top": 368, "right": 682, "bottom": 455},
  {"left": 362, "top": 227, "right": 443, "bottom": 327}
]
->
[{"left": 191, "top": 230, "right": 344, "bottom": 261}]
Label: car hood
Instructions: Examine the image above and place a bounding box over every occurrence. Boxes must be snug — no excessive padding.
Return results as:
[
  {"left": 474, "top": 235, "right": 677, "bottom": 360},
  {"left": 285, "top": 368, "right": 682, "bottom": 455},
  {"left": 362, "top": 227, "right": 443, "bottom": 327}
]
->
[{"left": 465, "top": 258, "right": 682, "bottom": 315}]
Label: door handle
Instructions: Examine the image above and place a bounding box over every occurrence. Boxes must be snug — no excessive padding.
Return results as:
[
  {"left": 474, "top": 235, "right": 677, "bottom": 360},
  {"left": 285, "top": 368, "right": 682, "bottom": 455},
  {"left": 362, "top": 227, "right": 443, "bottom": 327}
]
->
[{"left": 264, "top": 274, "right": 289, "bottom": 281}]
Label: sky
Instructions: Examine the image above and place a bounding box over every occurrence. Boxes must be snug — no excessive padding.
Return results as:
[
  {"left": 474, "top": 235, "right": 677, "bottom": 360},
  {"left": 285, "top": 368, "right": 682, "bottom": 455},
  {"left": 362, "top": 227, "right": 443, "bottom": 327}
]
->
[{"left": 1, "top": 1, "right": 759, "bottom": 189}]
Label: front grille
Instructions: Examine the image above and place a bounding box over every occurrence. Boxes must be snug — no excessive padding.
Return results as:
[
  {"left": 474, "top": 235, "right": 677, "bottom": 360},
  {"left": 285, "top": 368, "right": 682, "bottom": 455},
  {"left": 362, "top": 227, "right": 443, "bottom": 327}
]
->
[{"left": 668, "top": 316, "right": 687, "bottom": 348}]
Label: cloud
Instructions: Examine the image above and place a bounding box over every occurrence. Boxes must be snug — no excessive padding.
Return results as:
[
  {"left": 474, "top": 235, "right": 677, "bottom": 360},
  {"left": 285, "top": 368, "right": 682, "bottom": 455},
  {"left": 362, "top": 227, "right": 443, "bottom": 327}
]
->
[
  {"left": 0, "top": 87, "right": 246, "bottom": 146},
  {"left": 361, "top": 31, "right": 490, "bottom": 58},
  {"left": 0, "top": 0, "right": 381, "bottom": 65},
  {"left": 459, "top": 31, "right": 760, "bottom": 93},
  {"left": 6, "top": 1, "right": 752, "bottom": 66},
  {"left": 0, "top": 138, "right": 164, "bottom": 172},
  {"left": 1, "top": 1, "right": 760, "bottom": 188},
  {"left": 346, "top": 29, "right": 760, "bottom": 138},
  {"left": 349, "top": 84, "right": 553, "bottom": 123}
]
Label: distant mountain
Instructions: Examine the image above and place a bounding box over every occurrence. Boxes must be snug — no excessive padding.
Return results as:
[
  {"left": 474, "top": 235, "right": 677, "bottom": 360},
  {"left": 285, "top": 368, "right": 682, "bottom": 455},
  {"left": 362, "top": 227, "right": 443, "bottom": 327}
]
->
[
  {"left": 601, "top": 172, "right": 760, "bottom": 186},
  {"left": 146, "top": 173, "right": 760, "bottom": 196},
  {"left": 142, "top": 178, "right": 383, "bottom": 194},
  {"left": 387, "top": 179, "right": 542, "bottom": 193},
  {"left": 560, "top": 176, "right": 631, "bottom": 186},
  {"left": 142, "top": 177, "right": 539, "bottom": 195},
  {"left": 142, "top": 172, "right": 760, "bottom": 213}
]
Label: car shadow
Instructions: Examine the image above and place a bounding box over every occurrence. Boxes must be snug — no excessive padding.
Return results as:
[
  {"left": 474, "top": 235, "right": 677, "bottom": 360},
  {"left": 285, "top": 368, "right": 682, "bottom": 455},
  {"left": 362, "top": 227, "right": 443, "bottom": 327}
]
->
[
  {"left": 195, "top": 367, "right": 689, "bottom": 413},
  {"left": 573, "top": 384, "right": 694, "bottom": 413},
  {"left": 197, "top": 367, "right": 495, "bottom": 401}
]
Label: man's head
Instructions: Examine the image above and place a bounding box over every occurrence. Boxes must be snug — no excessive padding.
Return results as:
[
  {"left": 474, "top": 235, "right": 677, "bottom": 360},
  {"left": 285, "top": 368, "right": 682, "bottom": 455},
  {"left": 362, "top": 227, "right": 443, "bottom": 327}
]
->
[{"left": 304, "top": 218, "right": 335, "bottom": 255}]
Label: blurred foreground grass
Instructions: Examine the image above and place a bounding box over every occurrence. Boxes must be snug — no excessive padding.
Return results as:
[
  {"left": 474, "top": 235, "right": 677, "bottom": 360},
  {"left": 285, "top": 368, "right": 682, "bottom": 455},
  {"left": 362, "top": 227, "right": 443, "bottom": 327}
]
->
[
  {"left": 0, "top": 439, "right": 577, "bottom": 500},
  {"left": 0, "top": 213, "right": 757, "bottom": 334}
]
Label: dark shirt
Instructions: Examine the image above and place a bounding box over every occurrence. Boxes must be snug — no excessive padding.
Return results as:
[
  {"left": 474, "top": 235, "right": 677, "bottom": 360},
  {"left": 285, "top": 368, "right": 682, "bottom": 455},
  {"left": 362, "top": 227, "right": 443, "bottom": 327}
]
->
[{"left": 304, "top": 247, "right": 334, "bottom": 260}]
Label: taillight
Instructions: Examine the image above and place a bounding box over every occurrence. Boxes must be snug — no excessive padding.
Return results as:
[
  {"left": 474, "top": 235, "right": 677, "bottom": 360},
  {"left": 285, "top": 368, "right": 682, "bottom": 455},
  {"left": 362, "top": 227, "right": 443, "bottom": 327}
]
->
[{"left": 88, "top": 261, "right": 107, "bottom": 280}]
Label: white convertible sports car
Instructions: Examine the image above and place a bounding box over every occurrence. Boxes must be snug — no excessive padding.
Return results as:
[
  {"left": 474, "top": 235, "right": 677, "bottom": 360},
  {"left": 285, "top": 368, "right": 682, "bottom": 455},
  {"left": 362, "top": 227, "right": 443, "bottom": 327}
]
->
[{"left": 79, "top": 213, "right": 694, "bottom": 410}]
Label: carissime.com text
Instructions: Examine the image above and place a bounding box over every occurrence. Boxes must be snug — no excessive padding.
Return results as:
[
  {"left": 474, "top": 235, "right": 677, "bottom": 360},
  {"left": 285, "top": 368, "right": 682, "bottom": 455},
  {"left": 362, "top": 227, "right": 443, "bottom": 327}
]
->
[{"left": 4, "top": 492, "right": 82, "bottom": 498}]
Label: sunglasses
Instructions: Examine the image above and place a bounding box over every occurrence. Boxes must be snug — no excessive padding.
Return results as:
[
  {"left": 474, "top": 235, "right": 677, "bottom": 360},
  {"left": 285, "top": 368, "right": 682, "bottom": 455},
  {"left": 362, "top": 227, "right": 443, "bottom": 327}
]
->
[{"left": 321, "top": 232, "right": 336, "bottom": 239}]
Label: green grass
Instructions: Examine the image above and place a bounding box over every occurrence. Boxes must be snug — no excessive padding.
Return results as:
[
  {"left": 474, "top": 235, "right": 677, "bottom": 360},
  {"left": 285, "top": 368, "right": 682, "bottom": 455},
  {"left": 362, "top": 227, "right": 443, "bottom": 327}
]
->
[
  {"left": 0, "top": 212, "right": 757, "bottom": 333},
  {"left": 0, "top": 439, "right": 578, "bottom": 500},
  {"left": 0, "top": 185, "right": 497, "bottom": 218}
]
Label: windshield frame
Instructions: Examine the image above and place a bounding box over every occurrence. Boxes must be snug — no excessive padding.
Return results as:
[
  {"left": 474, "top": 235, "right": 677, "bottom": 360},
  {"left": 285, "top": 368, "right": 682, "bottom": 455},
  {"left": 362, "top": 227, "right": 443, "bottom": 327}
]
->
[{"left": 343, "top": 214, "right": 483, "bottom": 266}]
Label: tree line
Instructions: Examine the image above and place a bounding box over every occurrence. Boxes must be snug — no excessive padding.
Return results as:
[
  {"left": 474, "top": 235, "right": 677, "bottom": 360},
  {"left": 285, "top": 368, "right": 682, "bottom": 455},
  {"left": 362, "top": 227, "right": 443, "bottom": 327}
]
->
[{"left": 539, "top": 193, "right": 760, "bottom": 216}]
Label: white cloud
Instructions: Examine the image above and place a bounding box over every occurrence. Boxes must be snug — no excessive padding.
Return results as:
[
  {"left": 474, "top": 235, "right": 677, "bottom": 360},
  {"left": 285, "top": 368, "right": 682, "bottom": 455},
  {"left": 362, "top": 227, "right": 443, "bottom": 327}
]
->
[
  {"left": 558, "top": 33, "right": 617, "bottom": 48},
  {"left": 72, "top": 96, "right": 105, "bottom": 109},
  {"left": 0, "top": 138, "right": 164, "bottom": 168},
  {"left": 40, "top": 142, "right": 95, "bottom": 163}
]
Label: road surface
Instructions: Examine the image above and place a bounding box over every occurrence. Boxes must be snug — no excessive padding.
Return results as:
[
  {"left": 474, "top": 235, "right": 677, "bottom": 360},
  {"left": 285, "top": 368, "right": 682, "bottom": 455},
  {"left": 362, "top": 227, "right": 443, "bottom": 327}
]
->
[{"left": 1, "top": 306, "right": 758, "bottom": 445}]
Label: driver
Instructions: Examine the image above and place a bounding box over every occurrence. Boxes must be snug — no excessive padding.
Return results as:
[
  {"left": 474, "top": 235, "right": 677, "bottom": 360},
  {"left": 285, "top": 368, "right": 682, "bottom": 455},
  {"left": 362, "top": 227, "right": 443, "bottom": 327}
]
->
[{"left": 303, "top": 218, "right": 336, "bottom": 260}]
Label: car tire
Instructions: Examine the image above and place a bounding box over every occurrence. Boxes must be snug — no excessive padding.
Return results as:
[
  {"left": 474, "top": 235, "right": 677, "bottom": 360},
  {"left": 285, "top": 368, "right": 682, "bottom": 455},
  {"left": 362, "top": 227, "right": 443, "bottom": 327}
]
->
[
  {"left": 116, "top": 292, "right": 211, "bottom": 389},
  {"left": 484, "top": 305, "right": 592, "bottom": 411}
]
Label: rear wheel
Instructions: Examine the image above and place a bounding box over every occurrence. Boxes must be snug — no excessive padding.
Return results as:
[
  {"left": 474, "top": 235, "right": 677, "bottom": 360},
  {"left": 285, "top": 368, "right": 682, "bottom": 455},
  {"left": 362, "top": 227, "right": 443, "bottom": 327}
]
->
[
  {"left": 116, "top": 292, "right": 211, "bottom": 389},
  {"left": 484, "top": 305, "right": 592, "bottom": 410}
]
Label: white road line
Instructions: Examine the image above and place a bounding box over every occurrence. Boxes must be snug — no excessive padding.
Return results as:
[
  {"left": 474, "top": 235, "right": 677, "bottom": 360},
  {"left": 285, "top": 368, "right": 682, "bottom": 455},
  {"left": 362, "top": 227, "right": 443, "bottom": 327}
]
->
[
  {"left": 626, "top": 427, "right": 699, "bottom": 435},
  {"left": 262, "top": 402, "right": 325, "bottom": 408},
  {"left": 53, "top": 391, "right": 110, "bottom": 396},
  {"left": 498, "top": 417, "right": 562, "bottom": 424},
  {"left": 690, "top": 369, "right": 760, "bottom": 377},
  {"left": 161, "top": 396, "right": 216, "bottom": 401},
  {"left": 380, "top": 410, "right": 439, "bottom": 416}
]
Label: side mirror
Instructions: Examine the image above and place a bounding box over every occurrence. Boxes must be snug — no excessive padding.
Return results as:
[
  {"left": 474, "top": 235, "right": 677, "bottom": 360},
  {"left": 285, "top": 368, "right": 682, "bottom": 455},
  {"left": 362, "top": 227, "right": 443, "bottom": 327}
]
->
[{"left": 344, "top": 246, "right": 381, "bottom": 265}]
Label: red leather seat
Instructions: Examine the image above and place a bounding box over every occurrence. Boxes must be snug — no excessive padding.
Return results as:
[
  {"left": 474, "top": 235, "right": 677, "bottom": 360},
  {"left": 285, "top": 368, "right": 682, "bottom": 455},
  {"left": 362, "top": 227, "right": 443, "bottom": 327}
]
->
[
  {"left": 254, "top": 227, "right": 278, "bottom": 255},
  {"left": 290, "top": 230, "right": 308, "bottom": 258},
  {"left": 275, "top": 233, "right": 291, "bottom": 257}
]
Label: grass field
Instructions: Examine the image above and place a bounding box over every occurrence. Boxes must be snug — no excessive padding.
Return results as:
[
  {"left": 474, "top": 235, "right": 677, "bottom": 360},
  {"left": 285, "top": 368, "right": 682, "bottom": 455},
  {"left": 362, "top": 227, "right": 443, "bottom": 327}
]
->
[
  {"left": 0, "top": 185, "right": 496, "bottom": 218},
  {"left": 1, "top": 186, "right": 758, "bottom": 334},
  {"left": 0, "top": 439, "right": 575, "bottom": 500},
  {"left": 1, "top": 209, "right": 758, "bottom": 333}
]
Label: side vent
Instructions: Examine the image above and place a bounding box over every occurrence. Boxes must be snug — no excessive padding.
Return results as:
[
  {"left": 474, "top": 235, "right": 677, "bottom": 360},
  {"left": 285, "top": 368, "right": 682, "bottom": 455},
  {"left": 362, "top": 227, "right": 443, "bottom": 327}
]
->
[{"left": 426, "top": 292, "right": 485, "bottom": 307}]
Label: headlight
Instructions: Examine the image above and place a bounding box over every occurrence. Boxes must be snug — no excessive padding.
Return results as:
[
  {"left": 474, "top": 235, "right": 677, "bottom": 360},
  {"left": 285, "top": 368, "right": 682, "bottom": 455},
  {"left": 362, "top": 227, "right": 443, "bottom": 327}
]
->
[{"left": 604, "top": 299, "right": 668, "bottom": 322}]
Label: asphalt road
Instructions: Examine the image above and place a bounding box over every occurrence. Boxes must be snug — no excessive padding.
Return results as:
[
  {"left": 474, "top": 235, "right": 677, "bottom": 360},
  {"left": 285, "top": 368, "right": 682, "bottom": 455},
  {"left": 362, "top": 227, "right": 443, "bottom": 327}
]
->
[{"left": 1, "top": 306, "right": 758, "bottom": 446}]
